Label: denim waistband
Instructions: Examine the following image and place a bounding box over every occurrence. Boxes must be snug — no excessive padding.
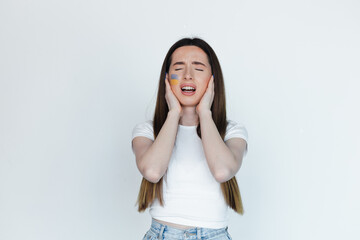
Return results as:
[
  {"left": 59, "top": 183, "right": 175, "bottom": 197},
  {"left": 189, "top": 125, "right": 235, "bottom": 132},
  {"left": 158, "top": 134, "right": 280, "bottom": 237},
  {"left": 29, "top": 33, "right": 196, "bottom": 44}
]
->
[{"left": 148, "top": 219, "right": 229, "bottom": 240}]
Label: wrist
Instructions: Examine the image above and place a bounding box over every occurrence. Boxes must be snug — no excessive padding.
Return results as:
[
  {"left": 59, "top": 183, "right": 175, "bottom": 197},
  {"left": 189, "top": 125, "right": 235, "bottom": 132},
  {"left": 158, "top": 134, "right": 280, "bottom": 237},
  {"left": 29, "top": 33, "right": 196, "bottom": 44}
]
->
[
  {"left": 198, "top": 110, "right": 212, "bottom": 119},
  {"left": 168, "top": 109, "right": 181, "bottom": 119}
]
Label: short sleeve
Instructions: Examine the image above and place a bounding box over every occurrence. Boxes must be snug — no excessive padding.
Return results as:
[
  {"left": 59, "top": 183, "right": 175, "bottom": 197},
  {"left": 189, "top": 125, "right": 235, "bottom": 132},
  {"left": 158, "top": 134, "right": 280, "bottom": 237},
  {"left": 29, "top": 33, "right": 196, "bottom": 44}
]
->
[
  {"left": 224, "top": 120, "right": 248, "bottom": 155},
  {"left": 132, "top": 120, "right": 154, "bottom": 141}
]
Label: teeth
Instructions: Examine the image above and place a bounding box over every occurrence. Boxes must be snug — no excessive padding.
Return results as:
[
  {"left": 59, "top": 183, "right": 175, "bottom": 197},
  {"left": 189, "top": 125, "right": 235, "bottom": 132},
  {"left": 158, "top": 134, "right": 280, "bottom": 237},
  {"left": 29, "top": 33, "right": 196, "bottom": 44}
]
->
[{"left": 182, "top": 86, "right": 195, "bottom": 91}]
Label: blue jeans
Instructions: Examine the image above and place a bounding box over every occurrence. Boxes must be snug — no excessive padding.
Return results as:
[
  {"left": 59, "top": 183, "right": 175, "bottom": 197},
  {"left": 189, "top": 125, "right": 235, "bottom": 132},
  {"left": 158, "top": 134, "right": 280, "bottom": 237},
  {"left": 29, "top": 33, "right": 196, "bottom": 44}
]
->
[{"left": 143, "top": 219, "right": 232, "bottom": 240}]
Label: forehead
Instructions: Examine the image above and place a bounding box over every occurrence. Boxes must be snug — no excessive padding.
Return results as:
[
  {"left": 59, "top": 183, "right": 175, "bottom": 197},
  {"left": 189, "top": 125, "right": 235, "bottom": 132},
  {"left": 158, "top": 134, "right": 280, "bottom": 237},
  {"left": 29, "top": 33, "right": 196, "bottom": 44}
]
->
[{"left": 171, "top": 46, "right": 209, "bottom": 62}]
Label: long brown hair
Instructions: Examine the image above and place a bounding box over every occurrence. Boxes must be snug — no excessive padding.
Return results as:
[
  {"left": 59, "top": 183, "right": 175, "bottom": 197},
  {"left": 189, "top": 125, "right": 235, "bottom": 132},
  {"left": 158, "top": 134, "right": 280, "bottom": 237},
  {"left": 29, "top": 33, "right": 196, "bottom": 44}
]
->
[{"left": 136, "top": 38, "right": 244, "bottom": 214}]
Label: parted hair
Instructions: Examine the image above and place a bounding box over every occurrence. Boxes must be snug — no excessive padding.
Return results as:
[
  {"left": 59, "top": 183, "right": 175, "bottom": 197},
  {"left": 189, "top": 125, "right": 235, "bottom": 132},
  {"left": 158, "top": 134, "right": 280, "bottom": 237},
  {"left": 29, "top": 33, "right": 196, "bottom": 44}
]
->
[{"left": 136, "top": 38, "right": 244, "bottom": 214}]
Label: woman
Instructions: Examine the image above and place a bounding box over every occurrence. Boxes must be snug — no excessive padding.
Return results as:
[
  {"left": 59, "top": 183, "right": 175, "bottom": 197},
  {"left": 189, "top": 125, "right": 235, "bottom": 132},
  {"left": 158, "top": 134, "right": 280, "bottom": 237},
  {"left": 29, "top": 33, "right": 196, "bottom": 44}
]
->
[{"left": 132, "top": 38, "right": 248, "bottom": 240}]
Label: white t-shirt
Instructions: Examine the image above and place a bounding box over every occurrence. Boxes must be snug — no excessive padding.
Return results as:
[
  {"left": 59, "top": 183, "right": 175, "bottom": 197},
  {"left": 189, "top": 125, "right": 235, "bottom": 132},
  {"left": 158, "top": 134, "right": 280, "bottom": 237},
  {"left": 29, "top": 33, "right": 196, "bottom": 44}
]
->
[{"left": 132, "top": 120, "right": 248, "bottom": 229}]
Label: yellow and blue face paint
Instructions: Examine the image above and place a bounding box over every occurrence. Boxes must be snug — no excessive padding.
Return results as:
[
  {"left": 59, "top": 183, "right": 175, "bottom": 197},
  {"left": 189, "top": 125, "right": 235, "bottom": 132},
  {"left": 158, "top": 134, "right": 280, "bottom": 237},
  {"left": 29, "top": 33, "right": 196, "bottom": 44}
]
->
[{"left": 170, "top": 74, "right": 179, "bottom": 85}]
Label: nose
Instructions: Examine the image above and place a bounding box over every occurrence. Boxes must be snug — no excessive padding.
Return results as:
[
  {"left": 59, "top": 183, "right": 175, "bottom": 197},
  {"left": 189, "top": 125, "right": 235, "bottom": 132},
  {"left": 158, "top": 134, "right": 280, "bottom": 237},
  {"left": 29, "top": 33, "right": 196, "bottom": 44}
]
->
[{"left": 184, "top": 66, "right": 193, "bottom": 80}]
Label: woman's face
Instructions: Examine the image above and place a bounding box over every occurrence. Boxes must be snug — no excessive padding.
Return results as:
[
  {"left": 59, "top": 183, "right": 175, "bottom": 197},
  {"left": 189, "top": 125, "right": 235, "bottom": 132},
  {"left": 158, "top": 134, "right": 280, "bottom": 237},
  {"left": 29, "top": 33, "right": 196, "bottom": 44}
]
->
[{"left": 168, "top": 46, "right": 212, "bottom": 107}]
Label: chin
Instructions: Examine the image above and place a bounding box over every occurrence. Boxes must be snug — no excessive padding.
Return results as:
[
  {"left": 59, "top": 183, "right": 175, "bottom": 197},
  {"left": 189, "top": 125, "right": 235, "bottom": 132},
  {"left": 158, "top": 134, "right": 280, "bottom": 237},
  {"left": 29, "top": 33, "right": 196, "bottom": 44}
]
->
[
  {"left": 179, "top": 100, "right": 200, "bottom": 107},
  {"left": 175, "top": 92, "right": 202, "bottom": 107}
]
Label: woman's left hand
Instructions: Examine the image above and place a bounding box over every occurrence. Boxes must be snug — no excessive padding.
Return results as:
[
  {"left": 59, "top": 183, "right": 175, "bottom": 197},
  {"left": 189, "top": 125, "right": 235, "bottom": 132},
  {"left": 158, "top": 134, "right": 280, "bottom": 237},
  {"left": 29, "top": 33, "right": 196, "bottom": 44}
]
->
[{"left": 196, "top": 75, "right": 214, "bottom": 116}]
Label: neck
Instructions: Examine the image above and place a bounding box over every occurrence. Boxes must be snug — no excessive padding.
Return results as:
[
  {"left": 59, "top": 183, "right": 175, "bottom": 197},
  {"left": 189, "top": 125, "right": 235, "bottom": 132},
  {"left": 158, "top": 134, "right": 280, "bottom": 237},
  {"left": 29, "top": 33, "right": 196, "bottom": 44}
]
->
[{"left": 179, "top": 106, "right": 198, "bottom": 126}]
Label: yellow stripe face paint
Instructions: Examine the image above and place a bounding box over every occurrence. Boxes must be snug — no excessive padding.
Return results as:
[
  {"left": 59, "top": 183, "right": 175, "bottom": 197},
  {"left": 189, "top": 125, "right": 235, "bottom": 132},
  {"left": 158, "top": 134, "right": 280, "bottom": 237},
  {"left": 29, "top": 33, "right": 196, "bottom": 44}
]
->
[{"left": 170, "top": 74, "right": 179, "bottom": 85}]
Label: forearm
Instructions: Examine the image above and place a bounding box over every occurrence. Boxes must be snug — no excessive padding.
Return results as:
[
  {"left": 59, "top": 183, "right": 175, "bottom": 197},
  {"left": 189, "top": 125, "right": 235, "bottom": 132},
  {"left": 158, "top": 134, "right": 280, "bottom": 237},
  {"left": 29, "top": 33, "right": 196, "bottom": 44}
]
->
[
  {"left": 139, "top": 110, "right": 180, "bottom": 181},
  {"left": 199, "top": 110, "right": 238, "bottom": 182}
]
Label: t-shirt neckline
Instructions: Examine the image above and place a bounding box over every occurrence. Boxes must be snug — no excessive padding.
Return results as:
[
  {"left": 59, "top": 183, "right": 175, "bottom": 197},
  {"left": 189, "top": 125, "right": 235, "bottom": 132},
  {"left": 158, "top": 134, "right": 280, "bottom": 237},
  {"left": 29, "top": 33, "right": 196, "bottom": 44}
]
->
[{"left": 179, "top": 124, "right": 197, "bottom": 128}]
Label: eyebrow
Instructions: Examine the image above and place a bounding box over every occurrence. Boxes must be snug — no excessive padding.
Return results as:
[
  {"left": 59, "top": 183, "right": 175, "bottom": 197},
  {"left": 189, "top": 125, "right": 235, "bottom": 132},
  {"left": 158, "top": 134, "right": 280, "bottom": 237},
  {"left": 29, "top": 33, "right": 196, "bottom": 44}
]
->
[
  {"left": 173, "top": 61, "right": 185, "bottom": 66},
  {"left": 192, "top": 61, "right": 206, "bottom": 67},
  {"left": 172, "top": 61, "right": 206, "bottom": 67}
]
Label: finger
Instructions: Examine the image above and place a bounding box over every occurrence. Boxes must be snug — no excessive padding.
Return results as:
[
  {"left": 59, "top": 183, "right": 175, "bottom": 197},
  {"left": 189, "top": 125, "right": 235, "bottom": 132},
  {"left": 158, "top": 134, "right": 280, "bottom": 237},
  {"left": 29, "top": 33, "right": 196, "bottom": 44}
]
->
[
  {"left": 207, "top": 75, "right": 214, "bottom": 93},
  {"left": 211, "top": 76, "right": 215, "bottom": 93},
  {"left": 164, "top": 75, "right": 171, "bottom": 107},
  {"left": 165, "top": 73, "right": 171, "bottom": 90},
  {"left": 210, "top": 76, "right": 215, "bottom": 103}
]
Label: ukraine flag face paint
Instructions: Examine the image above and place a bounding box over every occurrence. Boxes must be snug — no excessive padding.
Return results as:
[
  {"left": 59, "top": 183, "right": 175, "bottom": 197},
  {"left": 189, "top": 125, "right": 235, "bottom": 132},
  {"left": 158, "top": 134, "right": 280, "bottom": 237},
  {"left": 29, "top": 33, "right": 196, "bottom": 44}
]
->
[{"left": 170, "top": 74, "right": 179, "bottom": 85}]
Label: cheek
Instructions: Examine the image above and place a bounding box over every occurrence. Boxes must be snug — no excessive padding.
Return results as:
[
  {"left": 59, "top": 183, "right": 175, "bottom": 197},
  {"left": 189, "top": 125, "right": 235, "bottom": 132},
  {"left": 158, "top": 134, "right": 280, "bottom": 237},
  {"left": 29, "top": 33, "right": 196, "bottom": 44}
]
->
[
  {"left": 170, "top": 85, "right": 181, "bottom": 95},
  {"left": 198, "top": 79, "right": 211, "bottom": 94},
  {"left": 197, "top": 87, "right": 207, "bottom": 97},
  {"left": 170, "top": 73, "right": 180, "bottom": 86}
]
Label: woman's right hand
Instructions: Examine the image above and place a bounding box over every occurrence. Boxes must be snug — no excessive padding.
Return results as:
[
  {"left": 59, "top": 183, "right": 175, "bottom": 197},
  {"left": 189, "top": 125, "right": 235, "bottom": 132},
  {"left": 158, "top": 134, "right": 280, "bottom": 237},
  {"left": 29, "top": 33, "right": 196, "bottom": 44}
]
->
[{"left": 165, "top": 73, "right": 182, "bottom": 117}]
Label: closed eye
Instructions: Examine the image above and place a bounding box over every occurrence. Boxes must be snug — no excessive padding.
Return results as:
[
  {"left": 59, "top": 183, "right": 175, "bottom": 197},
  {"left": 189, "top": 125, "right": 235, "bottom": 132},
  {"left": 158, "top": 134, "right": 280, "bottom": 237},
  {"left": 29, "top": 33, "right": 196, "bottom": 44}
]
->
[
  {"left": 195, "top": 69, "right": 204, "bottom": 71},
  {"left": 175, "top": 68, "right": 183, "bottom": 71}
]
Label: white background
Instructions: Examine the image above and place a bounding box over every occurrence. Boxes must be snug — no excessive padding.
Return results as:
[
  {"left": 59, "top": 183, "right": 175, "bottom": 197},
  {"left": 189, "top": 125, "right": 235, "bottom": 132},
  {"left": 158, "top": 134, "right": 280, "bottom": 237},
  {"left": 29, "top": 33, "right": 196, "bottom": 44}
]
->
[{"left": 1, "top": 0, "right": 359, "bottom": 239}]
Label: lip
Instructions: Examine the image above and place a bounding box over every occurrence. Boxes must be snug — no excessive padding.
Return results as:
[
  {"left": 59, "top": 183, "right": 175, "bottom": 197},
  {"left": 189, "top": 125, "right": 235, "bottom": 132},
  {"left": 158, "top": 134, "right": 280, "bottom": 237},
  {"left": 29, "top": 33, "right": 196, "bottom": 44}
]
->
[
  {"left": 180, "top": 83, "right": 197, "bottom": 89},
  {"left": 180, "top": 83, "right": 197, "bottom": 96},
  {"left": 181, "top": 91, "right": 196, "bottom": 96}
]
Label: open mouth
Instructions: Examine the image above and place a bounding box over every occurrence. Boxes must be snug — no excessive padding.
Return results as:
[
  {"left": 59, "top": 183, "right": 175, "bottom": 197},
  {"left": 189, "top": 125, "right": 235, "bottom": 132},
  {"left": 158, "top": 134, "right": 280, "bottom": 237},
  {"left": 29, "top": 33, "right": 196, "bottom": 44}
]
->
[
  {"left": 180, "top": 84, "right": 197, "bottom": 95},
  {"left": 180, "top": 84, "right": 196, "bottom": 96},
  {"left": 181, "top": 86, "right": 196, "bottom": 93}
]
